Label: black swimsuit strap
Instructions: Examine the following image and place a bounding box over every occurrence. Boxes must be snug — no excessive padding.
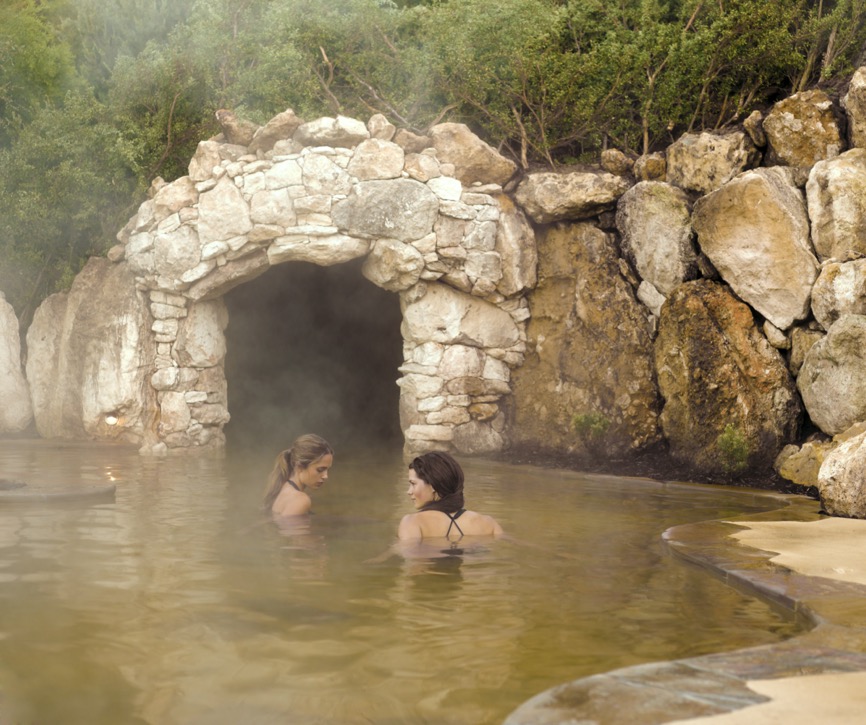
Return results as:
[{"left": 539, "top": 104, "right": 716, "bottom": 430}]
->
[
  {"left": 444, "top": 509, "right": 466, "bottom": 538},
  {"left": 286, "top": 479, "right": 301, "bottom": 492}
]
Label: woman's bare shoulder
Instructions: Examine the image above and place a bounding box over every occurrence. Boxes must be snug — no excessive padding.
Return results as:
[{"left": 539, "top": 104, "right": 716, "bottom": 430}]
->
[
  {"left": 463, "top": 510, "right": 504, "bottom": 535},
  {"left": 398, "top": 512, "right": 424, "bottom": 540},
  {"left": 272, "top": 489, "right": 312, "bottom": 517}
]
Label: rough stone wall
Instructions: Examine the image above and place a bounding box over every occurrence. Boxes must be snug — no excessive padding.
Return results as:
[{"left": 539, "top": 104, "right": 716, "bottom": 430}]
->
[{"left": 102, "top": 113, "right": 532, "bottom": 455}]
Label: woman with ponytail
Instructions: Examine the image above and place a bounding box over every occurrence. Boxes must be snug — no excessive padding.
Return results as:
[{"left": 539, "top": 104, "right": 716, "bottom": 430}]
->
[
  {"left": 398, "top": 451, "right": 502, "bottom": 541},
  {"left": 264, "top": 434, "right": 334, "bottom": 517}
]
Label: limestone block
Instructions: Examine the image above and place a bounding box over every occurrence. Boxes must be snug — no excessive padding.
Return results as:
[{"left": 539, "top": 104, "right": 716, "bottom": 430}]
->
[
  {"left": 811, "top": 259, "right": 866, "bottom": 330},
  {"left": 267, "top": 233, "right": 370, "bottom": 266},
  {"left": 347, "top": 138, "right": 404, "bottom": 180},
  {"left": 174, "top": 299, "right": 227, "bottom": 369},
  {"left": 250, "top": 187, "right": 296, "bottom": 226},
  {"left": 393, "top": 128, "right": 432, "bottom": 153},
  {"left": 452, "top": 419, "right": 504, "bottom": 454},
  {"left": 188, "top": 140, "right": 223, "bottom": 181},
  {"left": 405, "top": 423, "right": 453, "bottom": 442},
  {"left": 439, "top": 345, "right": 485, "bottom": 378},
  {"left": 842, "top": 67, "right": 866, "bottom": 148},
  {"left": 494, "top": 195, "right": 537, "bottom": 298},
  {"left": 197, "top": 176, "right": 253, "bottom": 245},
  {"left": 293, "top": 115, "right": 369, "bottom": 148},
  {"left": 776, "top": 439, "right": 833, "bottom": 488},
  {"left": 633, "top": 152, "right": 666, "bottom": 181},
  {"left": 367, "top": 113, "right": 396, "bottom": 141},
  {"left": 152, "top": 176, "right": 198, "bottom": 224},
  {"left": 404, "top": 152, "right": 441, "bottom": 182},
  {"left": 464, "top": 220, "right": 497, "bottom": 251},
  {"left": 692, "top": 167, "right": 818, "bottom": 330},
  {"left": 0, "top": 296, "right": 32, "bottom": 432},
  {"left": 465, "top": 251, "right": 502, "bottom": 287},
  {"left": 616, "top": 181, "right": 697, "bottom": 295},
  {"left": 265, "top": 158, "right": 303, "bottom": 189},
  {"left": 666, "top": 130, "right": 760, "bottom": 194},
  {"left": 397, "top": 372, "right": 445, "bottom": 399},
  {"left": 401, "top": 283, "right": 520, "bottom": 349},
  {"left": 818, "top": 428, "right": 866, "bottom": 518},
  {"left": 427, "top": 176, "right": 463, "bottom": 201},
  {"left": 637, "top": 280, "right": 666, "bottom": 317},
  {"left": 601, "top": 148, "right": 634, "bottom": 175},
  {"left": 249, "top": 108, "right": 304, "bottom": 154},
  {"left": 159, "top": 391, "right": 191, "bottom": 433},
  {"left": 798, "top": 314, "right": 866, "bottom": 435},
  {"left": 789, "top": 326, "right": 824, "bottom": 376},
  {"left": 300, "top": 152, "right": 353, "bottom": 196},
  {"left": 361, "top": 238, "right": 424, "bottom": 292},
  {"left": 806, "top": 148, "right": 866, "bottom": 261},
  {"left": 332, "top": 178, "right": 439, "bottom": 242},
  {"left": 25, "top": 259, "right": 156, "bottom": 442},
  {"left": 186, "top": 249, "right": 269, "bottom": 301},
  {"left": 429, "top": 122, "right": 517, "bottom": 186},
  {"left": 514, "top": 170, "right": 631, "bottom": 223},
  {"left": 764, "top": 89, "right": 843, "bottom": 169}
]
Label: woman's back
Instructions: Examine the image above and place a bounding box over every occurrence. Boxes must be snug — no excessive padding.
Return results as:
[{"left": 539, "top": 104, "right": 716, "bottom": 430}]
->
[{"left": 398, "top": 508, "right": 503, "bottom": 540}]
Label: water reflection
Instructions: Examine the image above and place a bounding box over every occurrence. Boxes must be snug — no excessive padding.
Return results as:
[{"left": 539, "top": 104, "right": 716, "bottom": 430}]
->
[{"left": 0, "top": 441, "right": 803, "bottom": 724}]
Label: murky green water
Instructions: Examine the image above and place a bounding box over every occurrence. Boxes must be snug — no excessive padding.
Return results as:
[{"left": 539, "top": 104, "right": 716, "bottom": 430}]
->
[{"left": 0, "top": 440, "right": 803, "bottom": 724}]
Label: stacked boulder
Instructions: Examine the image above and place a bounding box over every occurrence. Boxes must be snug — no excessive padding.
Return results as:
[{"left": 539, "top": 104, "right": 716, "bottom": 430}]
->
[{"left": 510, "top": 81, "right": 866, "bottom": 517}]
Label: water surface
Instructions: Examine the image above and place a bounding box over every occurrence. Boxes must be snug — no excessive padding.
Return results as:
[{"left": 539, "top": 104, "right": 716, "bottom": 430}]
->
[{"left": 0, "top": 441, "right": 803, "bottom": 724}]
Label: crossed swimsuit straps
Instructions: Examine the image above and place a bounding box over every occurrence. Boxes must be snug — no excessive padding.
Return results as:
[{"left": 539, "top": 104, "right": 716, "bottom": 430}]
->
[{"left": 444, "top": 508, "right": 466, "bottom": 545}]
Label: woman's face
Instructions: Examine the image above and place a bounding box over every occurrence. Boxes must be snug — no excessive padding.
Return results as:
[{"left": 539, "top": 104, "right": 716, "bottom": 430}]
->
[
  {"left": 296, "top": 454, "right": 333, "bottom": 491},
  {"left": 407, "top": 468, "right": 436, "bottom": 509}
]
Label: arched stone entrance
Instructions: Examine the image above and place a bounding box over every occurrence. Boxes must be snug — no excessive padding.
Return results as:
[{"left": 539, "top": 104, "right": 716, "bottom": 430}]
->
[
  {"left": 222, "top": 258, "right": 404, "bottom": 453},
  {"left": 26, "top": 113, "right": 537, "bottom": 457}
]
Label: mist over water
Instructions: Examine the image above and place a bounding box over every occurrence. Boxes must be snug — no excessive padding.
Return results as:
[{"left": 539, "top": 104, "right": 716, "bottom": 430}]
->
[{"left": 223, "top": 259, "right": 404, "bottom": 457}]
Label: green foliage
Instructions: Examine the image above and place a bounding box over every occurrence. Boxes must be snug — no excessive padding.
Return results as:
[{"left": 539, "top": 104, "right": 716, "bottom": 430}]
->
[
  {"left": 571, "top": 412, "right": 611, "bottom": 444},
  {"left": 0, "top": 0, "right": 74, "bottom": 145},
  {"left": 0, "top": 90, "right": 139, "bottom": 322},
  {"left": 3, "top": 0, "right": 866, "bottom": 321},
  {"left": 716, "top": 423, "right": 750, "bottom": 474}
]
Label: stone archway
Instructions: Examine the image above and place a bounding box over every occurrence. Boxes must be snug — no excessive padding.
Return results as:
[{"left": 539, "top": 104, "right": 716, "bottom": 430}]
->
[
  {"left": 26, "top": 113, "right": 537, "bottom": 457},
  {"left": 222, "top": 258, "right": 404, "bottom": 453}
]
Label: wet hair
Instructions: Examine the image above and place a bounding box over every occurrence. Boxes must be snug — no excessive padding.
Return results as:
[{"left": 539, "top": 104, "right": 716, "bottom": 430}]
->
[
  {"left": 409, "top": 450, "right": 465, "bottom": 514},
  {"left": 263, "top": 434, "right": 333, "bottom": 511}
]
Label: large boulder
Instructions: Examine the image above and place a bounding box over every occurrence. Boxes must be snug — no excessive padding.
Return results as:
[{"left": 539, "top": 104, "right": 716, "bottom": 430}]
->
[
  {"left": 429, "top": 122, "right": 517, "bottom": 186},
  {"left": 514, "top": 170, "right": 631, "bottom": 224},
  {"left": 332, "top": 178, "right": 440, "bottom": 242},
  {"left": 806, "top": 148, "right": 866, "bottom": 261},
  {"left": 797, "top": 314, "right": 866, "bottom": 435},
  {"left": 665, "top": 130, "right": 760, "bottom": 194},
  {"left": 292, "top": 115, "right": 369, "bottom": 148},
  {"left": 25, "top": 258, "right": 157, "bottom": 442},
  {"left": 510, "top": 222, "right": 661, "bottom": 457},
  {"left": 763, "top": 89, "right": 843, "bottom": 169},
  {"left": 615, "top": 181, "right": 698, "bottom": 296},
  {"left": 810, "top": 259, "right": 866, "bottom": 330},
  {"left": 0, "top": 294, "right": 33, "bottom": 432},
  {"left": 841, "top": 66, "right": 866, "bottom": 149},
  {"left": 817, "top": 427, "right": 866, "bottom": 518},
  {"left": 692, "top": 167, "right": 818, "bottom": 330},
  {"left": 401, "top": 282, "right": 520, "bottom": 349},
  {"left": 494, "top": 194, "right": 537, "bottom": 297},
  {"left": 655, "top": 280, "right": 802, "bottom": 475}
]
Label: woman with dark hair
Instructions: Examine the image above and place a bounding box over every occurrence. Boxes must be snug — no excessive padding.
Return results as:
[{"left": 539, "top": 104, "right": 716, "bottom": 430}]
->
[
  {"left": 398, "top": 451, "right": 503, "bottom": 540},
  {"left": 264, "top": 434, "right": 334, "bottom": 517}
]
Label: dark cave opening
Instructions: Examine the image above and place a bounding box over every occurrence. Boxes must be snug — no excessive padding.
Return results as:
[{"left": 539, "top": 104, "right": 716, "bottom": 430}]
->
[{"left": 222, "top": 257, "right": 404, "bottom": 456}]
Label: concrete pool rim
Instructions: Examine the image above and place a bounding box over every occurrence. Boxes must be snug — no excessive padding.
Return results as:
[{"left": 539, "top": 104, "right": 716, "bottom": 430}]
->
[{"left": 504, "top": 492, "right": 866, "bottom": 724}]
